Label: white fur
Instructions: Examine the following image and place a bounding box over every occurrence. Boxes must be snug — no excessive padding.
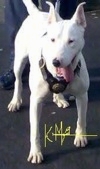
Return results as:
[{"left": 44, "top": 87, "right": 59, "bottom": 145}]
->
[{"left": 8, "top": 0, "right": 89, "bottom": 164}]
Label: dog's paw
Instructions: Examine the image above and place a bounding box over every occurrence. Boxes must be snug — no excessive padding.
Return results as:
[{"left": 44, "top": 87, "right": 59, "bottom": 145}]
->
[
  {"left": 27, "top": 151, "right": 43, "bottom": 164},
  {"left": 8, "top": 98, "right": 22, "bottom": 112},
  {"left": 74, "top": 135, "right": 88, "bottom": 147},
  {"left": 53, "top": 93, "right": 69, "bottom": 108},
  {"left": 56, "top": 99, "right": 69, "bottom": 108}
]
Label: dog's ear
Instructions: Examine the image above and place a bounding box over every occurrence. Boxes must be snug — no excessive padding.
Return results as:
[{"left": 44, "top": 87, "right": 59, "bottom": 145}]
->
[
  {"left": 72, "top": 2, "right": 86, "bottom": 28},
  {"left": 46, "top": 1, "right": 57, "bottom": 24}
]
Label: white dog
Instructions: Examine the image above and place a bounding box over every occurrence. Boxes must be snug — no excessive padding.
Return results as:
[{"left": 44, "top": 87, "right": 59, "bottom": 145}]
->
[{"left": 8, "top": 0, "right": 89, "bottom": 164}]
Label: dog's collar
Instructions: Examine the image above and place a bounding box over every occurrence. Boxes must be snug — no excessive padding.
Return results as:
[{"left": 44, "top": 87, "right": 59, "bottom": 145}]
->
[
  {"left": 74, "top": 60, "right": 81, "bottom": 76},
  {"left": 39, "top": 55, "right": 81, "bottom": 94}
]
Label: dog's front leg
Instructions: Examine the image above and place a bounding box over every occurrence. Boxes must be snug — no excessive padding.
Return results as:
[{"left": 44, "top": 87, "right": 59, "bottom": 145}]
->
[
  {"left": 74, "top": 92, "right": 88, "bottom": 147},
  {"left": 27, "top": 93, "right": 44, "bottom": 164}
]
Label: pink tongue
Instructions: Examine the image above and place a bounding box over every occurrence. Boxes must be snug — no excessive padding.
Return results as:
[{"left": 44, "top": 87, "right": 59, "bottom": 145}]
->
[{"left": 57, "top": 65, "right": 74, "bottom": 82}]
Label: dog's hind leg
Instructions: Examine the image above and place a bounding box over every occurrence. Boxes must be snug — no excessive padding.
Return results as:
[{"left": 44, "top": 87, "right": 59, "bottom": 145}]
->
[
  {"left": 53, "top": 93, "right": 69, "bottom": 108},
  {"left": 8, "top": 48, "right": 28, "bottom": 112},
  {"left": 74, "top": 92, "right": 88, "bottom": 147}
]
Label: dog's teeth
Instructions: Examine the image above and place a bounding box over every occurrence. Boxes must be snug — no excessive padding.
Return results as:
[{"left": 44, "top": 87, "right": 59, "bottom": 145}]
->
[{"left": 57, "top": 74, "right": 63, "bottom": 77}]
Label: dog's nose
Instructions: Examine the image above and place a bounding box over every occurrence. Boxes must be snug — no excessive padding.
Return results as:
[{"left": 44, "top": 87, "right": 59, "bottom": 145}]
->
[{"left": 52, "top": 58, "right": 61, "bottom": 67}]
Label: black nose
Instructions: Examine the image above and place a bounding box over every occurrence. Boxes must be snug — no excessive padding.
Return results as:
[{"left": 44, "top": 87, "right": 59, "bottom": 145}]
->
[{"left": 52, "top": 58, "right": 60, "bottom": 67}]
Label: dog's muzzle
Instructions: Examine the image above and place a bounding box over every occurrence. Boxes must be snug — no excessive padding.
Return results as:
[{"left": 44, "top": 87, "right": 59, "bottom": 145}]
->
[
  {"left": 39, "top": 57, "right": 68, "bottom": 94},
  {"left": 39, "top": 55, "right": 81, "bottom": 94}
]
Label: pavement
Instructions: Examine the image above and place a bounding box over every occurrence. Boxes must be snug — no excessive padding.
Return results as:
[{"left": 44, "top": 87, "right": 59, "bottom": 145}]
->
[{"left": 0, "top": 2, "right": 100, "bottom": 169}]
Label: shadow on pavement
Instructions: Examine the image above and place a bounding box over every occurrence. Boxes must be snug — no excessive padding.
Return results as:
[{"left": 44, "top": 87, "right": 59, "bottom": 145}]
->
[
  {"left": 44, "top": 138, "right": 100, "bottom": 164},
  {"left": 88, "top": 67, "right": 100, "bottom": 102}
]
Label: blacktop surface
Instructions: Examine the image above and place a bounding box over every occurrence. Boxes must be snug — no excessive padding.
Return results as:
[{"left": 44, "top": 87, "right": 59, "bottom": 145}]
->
[{"left": 0, "top": 1, "right": 100, "bottom": 169}]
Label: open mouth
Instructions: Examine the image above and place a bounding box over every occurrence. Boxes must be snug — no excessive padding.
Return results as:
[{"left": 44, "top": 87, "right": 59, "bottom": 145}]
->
[{"left": 56, "top": 65, "right": 74, "bottom": 82}]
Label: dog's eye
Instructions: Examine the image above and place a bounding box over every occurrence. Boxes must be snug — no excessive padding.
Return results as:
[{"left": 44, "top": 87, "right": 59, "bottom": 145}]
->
[
  {"left": 51, "top": 38, "right": 55, "bottom": 42},
  {"left": 68, "top": 39, "right": 74, "bottom": 44}
]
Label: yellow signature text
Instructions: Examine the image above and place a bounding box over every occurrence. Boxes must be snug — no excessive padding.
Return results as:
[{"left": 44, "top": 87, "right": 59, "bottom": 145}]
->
[{"left": 44, "top": 121, "right": 97, "bottom": 147}]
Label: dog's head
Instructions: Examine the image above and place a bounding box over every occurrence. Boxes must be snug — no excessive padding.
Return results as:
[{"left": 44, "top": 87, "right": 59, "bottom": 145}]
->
[{"left": 42, "top": 2, "right": 86, "bottom": 83}]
